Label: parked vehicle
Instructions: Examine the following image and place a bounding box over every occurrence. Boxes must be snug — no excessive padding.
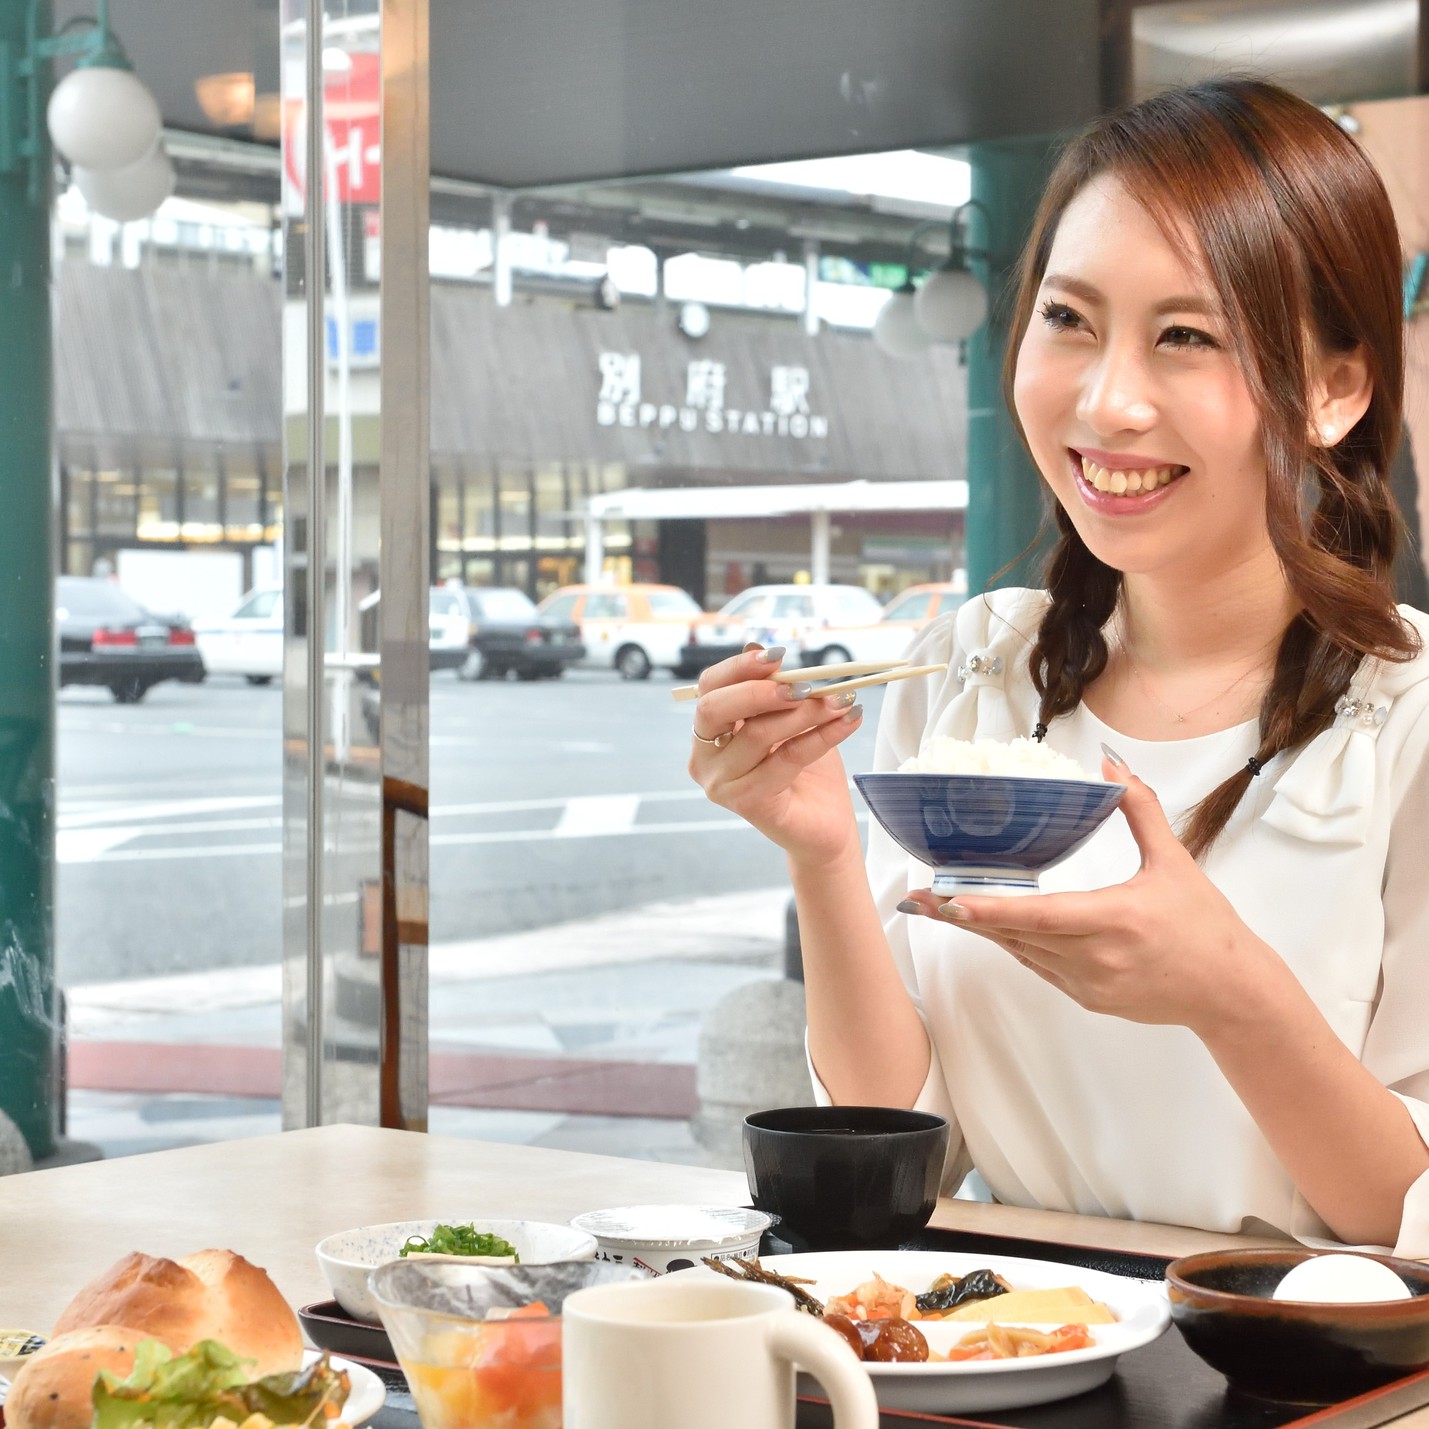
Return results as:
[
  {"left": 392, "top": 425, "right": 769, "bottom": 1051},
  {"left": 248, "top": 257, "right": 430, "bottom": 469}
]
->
[
  {"left": 193, "top": 585, "right": 283, "bottom": 683},
  {"left": 537, "top": 583, "right": 702, "bottom": 680},
  {"left": 681, "top": 583, "right": 885, "bottom": 674},
  {"left": 430, "top": 584, "right": 585, "bottom": 680},
  {"left": 814, "top": 581, "right": 966, "bottom": 666},
  {"left": 56, "top": 576, "right": 206, "bottom": 703}
]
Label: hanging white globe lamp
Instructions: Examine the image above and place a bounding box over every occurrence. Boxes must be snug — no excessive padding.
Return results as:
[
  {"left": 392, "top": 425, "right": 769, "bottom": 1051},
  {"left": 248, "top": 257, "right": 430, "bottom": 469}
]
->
[
  {"left": 73, "top": 143, "right": 175, "bottom": 223},
  {"left": 873, "top": 280, "right": 932, "bottom": 360},
  {"left": 47, "top": 44, "right": 161, "bottom": 172}
]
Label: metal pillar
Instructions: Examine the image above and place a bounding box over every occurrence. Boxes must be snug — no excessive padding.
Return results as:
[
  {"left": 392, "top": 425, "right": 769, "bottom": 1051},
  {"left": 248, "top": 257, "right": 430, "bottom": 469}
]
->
[
  {"left": 963, "top": 136, "right": 1057, "bottom": 595},
  {"left": 810, "top": 509, "right": 831, "bottom": 585},
  {"left": 0, "top": 0, "right": 57, "bottom": 1159}
]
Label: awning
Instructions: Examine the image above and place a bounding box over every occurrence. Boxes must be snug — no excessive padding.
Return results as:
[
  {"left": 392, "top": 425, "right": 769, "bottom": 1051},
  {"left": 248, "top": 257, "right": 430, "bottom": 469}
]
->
[
  {"left": 580, "top": 479, "right": 965, "bottom": 586},
  {"left": 582, "top": 479, "right": 966, "bottom": 520}
]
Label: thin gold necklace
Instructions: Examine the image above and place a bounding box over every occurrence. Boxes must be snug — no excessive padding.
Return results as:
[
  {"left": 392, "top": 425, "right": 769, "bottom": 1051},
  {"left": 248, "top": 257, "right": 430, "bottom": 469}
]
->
[{"left": 1124, "top": 654, "right": 1264, "bottom": 724}]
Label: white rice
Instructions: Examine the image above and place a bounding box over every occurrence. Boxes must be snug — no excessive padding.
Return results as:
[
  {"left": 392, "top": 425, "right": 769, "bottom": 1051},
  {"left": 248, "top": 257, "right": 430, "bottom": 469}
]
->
[{"left": 898, "top": 735, "right": 1092, "bottom": 780}]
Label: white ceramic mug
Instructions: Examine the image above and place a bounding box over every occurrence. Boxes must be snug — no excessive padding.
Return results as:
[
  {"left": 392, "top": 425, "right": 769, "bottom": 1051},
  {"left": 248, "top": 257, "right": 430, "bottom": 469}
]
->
[{"left": 562, "top": 1276, "right": 879, "bottom": 1429}]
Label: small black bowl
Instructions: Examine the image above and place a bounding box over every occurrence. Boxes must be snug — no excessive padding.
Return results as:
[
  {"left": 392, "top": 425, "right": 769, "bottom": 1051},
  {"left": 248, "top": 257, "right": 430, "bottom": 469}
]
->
[
  {"left": 1166, "top": 1248, "right": 1429, "bottom": 1405},
  {"left": 742, "top": 1105, "right": 949, "bottom": 1252}
]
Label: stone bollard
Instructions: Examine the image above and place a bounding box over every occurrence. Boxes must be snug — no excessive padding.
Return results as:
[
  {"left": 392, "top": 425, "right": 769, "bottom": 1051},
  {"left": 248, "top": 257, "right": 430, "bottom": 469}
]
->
[
  {"left": 690, "top": 977, "right": 814, "bottom": 1171},
  {"left": 0, "top": 1108, "right": 34, "bottom": 1176}
]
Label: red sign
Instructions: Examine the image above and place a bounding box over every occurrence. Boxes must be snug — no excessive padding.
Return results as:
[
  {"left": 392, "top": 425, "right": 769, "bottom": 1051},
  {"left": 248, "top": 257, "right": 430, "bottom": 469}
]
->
[{"left": 283, "top": 50, "right": 381, "bottom": 211}]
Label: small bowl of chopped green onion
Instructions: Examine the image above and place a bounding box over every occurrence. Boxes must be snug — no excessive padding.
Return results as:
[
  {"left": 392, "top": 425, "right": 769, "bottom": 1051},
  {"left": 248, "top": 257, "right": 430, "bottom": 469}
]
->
[{"left": 317, "top": 1219, "right": 598, "bottom": 1323}]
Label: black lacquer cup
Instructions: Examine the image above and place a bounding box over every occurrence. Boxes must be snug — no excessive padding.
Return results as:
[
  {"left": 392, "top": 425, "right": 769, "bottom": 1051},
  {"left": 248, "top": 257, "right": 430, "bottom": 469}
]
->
[{"left": 743, "top": 1105, "right": 949, "bottom": 1252}]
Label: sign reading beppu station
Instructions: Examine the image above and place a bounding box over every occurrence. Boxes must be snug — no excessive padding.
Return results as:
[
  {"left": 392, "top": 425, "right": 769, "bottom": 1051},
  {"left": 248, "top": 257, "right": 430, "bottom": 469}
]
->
[{"left": 595, "top": 352, "right": 830, "bottom": 440}]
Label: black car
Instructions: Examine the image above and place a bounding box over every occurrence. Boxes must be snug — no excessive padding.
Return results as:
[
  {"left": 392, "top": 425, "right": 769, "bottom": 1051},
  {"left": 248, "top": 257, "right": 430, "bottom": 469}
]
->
[
  {"left": 56, "top": 576, "right": 207, "bottom": 703},
  {"left": 433, "top": 585, "right": 585, "bottom": 680}
]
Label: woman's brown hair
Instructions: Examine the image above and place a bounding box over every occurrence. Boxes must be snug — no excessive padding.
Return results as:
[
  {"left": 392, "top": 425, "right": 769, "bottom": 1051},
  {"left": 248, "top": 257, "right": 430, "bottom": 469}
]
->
[{"left": 1003, "top": 78, "right": 1420, "bottom": 858}]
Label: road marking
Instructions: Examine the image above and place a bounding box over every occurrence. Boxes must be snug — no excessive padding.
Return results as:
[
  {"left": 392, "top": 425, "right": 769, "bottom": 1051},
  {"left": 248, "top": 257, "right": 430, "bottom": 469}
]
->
[
  {"left": 54, "top": 812, "right": 871, "bottom": 864},
  {"left": 56, "top": 828, "right": 145, "bottom": 863},
  {"left": 552, "top": 794, "right": 640, "bottom": 838},
  {"left": 57, "top": 721, "right": 275, "bottom": 740},
  {"left": 59, "top": 795, "right": 282, "bottom": 830},
  {"left": 61, "top": 841, "right": 285, "bottom": 864}
]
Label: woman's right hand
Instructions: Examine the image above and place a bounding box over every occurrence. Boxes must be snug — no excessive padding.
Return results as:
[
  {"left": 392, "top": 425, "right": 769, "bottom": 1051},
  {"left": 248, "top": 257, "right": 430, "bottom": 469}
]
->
[{"left": 687, "top": 643, "right": 866, "bottom": 864}]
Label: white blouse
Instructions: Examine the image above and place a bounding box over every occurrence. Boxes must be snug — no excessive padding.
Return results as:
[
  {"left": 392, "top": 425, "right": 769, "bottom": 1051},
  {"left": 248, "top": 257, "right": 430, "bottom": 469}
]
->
[{"left": 827, "top": 586, "right": 1429, "bottom": 1258}]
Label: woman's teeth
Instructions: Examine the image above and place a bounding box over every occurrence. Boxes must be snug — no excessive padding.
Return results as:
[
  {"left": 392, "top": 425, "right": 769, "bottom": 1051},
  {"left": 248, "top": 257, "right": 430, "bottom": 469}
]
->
[{"left": 1079, "top": 457, "right": 1184, "bottom": 495}]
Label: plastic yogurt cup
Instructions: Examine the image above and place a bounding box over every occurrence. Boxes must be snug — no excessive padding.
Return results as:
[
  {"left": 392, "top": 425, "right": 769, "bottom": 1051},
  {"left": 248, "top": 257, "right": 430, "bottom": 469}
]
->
[
  {"left": 0, "top": 1329, "right": 46, "bottom": 1380},
  {"left": 569, "top": 1204, "right": 773, "bottom": 1276}
]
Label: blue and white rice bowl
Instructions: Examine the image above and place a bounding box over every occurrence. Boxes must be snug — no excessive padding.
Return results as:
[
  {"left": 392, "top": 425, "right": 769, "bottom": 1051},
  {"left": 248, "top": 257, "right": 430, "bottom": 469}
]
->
[{"left": 854, "top": 771, "right": 1125, "bottom": 896}]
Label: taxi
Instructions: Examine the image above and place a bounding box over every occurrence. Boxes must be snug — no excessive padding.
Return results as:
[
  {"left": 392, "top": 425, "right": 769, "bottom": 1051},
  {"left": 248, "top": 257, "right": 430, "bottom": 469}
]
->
[{"left": 537, "top": 582, "right": 703, "bottom": 679}]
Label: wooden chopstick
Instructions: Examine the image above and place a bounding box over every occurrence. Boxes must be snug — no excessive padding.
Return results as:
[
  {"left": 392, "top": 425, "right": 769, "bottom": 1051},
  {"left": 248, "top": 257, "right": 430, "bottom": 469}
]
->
[
  {"left": 796, "top": 663, "right": 947, "bottom": 697},
  {"left": 671, "top": 660, "right": 945, "bottom": 703},
  {"left": 772, "top": 658, "right": 911, "bottom": 683}
]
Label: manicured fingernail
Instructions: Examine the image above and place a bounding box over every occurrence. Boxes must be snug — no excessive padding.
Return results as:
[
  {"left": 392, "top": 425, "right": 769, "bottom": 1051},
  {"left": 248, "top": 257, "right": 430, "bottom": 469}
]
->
[
  {"left": 743, "top": 641, "right": 764, "bottom": 653},
  {"left": 757, "top": 645, "right": 786, "bottom": 664},
  {"left": 780, "top": 681, "right": 813, "bottom": 700},
  {"left": 939, "top": 901, "right": 968, "bottom": 920},
  {"left": 842, "top": 703, "right": 863, "bottom": 723},
  {"left": 896, "top": 899, "right": 922, "bottom": 915},
  {"left": 828, "top": 689, "right": 857, "bottom": 708},
  {"left": 1100, "top": 742, "right": 1126, "bottom": 767}
]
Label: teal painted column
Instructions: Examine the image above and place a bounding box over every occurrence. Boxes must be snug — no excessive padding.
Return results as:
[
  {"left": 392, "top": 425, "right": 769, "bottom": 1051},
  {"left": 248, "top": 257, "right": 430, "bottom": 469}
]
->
[
  {"left": 0, "top": 1, "right": 59, "bottom": 1159},
  {"left": 964, "top": 135, "right": 1059, "bottom": 595}
]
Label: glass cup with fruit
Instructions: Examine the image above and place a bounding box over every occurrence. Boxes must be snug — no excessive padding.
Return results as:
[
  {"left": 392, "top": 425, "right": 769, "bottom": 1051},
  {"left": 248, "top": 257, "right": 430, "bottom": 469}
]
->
[{"left": 371, "top": 1259, "right": 643, "bottom": 1429}]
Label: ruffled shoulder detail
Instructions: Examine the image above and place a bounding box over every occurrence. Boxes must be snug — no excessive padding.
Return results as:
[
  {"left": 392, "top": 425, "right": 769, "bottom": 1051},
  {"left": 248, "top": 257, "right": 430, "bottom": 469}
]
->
[
  {"left": 923, "top": 588, "right": 1049, "bottom": 745},
  {"left": 1263, "top": 606, "right": 1429, "bottom": 847}
]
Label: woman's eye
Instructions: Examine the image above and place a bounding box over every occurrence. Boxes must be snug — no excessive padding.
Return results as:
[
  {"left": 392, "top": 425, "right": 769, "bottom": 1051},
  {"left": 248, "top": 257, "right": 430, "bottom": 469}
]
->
[
  {"left": 1160, "top": 324, "right": 1218, "bottom": 350},
  {"left": 1038, "top": 300, "right": 1083, "bottom": 332}
]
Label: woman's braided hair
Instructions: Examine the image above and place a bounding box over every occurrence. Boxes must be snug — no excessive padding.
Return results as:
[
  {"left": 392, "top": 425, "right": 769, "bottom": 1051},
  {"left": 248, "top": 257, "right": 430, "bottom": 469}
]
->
[{"left": 1002, "top": 79, "right": 1419, "bottom": 860}]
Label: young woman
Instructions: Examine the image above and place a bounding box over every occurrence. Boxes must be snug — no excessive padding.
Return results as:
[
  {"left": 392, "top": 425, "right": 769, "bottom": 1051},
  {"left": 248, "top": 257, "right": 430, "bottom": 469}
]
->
[{"left": 688, "top": 79, "right": 1429, "bottom": 1256}]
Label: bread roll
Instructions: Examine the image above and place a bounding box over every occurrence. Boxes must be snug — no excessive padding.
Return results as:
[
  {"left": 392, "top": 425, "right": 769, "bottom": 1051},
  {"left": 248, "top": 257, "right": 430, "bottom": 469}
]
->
[
  {"left": 6, "top": 1325, "right": 141, "bottom": 1429},
  {"left": 50, "top": 1249, "right": 302, "bottom": 1378}
]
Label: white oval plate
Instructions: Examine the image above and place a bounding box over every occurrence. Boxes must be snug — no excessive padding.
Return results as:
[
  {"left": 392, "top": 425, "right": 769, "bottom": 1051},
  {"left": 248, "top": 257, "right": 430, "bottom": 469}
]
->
[
  {"left": 671, "top": 1249, "right": 1169, "bottom": 1414},
  {"left": 308, "top": 1350, "right": 385, "bottom": 1425},
  {"left": 0, "top": 1358, "right": 382, "bottom": 1424}
]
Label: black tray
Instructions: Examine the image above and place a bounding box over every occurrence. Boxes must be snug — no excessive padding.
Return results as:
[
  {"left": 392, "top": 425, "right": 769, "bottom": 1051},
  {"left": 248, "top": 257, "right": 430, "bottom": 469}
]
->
[
  {"left": 322, "top": 1227, "right": 1429, "bottom": 1429},
  {"left": 300, "top": 1301, "right": 398, "bottom": 1365},
  {"left": 792, "top": 1225, "right": 1429, "bottom": 1429}
]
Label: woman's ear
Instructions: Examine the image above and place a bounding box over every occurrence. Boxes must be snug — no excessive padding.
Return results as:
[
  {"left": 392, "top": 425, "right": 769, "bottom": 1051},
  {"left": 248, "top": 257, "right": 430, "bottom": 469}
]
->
[{"left": 1308, "top": 344, "right": 1372, "bottom": 448}]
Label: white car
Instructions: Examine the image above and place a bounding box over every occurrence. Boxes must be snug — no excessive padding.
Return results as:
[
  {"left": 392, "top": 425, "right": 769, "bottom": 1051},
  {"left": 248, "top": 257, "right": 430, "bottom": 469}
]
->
[
  {"left": 537, "top": 583, "right": 703, "bottom": 679},
  {"left": 815, "top": 583, "right": 965, "bottom": 667},
  {"left": 684, "top": 583, "right": 886, "bottom": 673},
  {"left": 193, "top": 585, "right": 283, "bottom": 683}
]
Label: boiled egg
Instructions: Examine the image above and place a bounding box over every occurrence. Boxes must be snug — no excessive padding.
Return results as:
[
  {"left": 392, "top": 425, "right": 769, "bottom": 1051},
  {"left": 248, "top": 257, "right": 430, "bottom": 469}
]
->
[{"left": 1272, "top": 1253, "right": 1413, "bottom": 1304}]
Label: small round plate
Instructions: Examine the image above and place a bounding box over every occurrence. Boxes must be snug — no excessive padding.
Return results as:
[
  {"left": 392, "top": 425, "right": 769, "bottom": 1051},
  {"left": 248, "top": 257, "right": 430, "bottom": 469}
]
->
[{"left": 308, "top": 1350, "right": 385, "bottom": 1425}]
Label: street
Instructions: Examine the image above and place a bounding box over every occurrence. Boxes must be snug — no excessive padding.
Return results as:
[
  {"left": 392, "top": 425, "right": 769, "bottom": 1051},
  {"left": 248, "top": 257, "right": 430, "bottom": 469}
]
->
[{"left": 57, "top": 668, "right": 883, "bottom": 985}]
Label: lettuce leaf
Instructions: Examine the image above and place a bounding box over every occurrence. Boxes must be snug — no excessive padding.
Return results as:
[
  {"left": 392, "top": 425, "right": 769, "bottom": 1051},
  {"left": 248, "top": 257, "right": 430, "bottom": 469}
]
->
[{"left": 91, "top": 1340, "right": 349, "bottom": 1429}]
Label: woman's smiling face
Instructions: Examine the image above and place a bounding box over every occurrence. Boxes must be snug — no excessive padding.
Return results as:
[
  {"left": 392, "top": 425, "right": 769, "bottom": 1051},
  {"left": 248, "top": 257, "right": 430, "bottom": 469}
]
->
[{"left": 1013, "top": 173, "right": 1271, "bottom": 583}]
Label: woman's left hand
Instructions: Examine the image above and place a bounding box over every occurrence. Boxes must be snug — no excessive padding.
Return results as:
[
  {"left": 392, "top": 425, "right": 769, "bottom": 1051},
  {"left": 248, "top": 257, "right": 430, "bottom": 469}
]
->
[{"left": 899, "top": 757, "right": 1281, "bottom": 1033}]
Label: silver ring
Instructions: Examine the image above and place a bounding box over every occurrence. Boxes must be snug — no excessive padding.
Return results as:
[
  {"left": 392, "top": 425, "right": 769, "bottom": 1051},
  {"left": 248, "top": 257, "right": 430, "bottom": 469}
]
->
[{"left": 693, "top": 726, "right": 735, "bottom": 749}]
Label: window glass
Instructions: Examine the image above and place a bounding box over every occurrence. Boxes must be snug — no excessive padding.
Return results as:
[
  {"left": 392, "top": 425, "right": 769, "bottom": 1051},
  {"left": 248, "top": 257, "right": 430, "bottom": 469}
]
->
[
  {"left": 541, "top": 593, "right": 579, "bottom": 622},
  {"left": 473, "top": 588, "right": 538, "bottom": 620},
  {"left": 429, "top": 589, "right": 462, "bottom": 617},
  {"left": 236, "top": 590, "right": 279, "bottom": 619},
  {"left": 646, "top": 590, "right": 701, "bottom": 617},
  {"left": 56, "top": 576, "right": 148, "bottom": 621},
  {"left": 771, "top": 594, "right": 814, "bottom": 619},
  {"left": 722, "top": 592, "right": 770, "bottom": 619},
  {"left": 584, "top": 593, "right": 628, "bottom": 619},
  {"left": 828, "top": 588, "right": 882, "bottom": 621},
  {"left": 936, "top": 594, "right": 963, "bottom": 615},
  {"left": 882, "top": 591, "right": 928, "bottom": 622}
]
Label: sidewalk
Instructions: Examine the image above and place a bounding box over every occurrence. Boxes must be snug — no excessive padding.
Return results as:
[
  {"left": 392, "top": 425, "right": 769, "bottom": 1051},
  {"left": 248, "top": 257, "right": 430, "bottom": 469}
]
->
[{"left": 62, "top": 888, "right": 792, "bottom": 1166}]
